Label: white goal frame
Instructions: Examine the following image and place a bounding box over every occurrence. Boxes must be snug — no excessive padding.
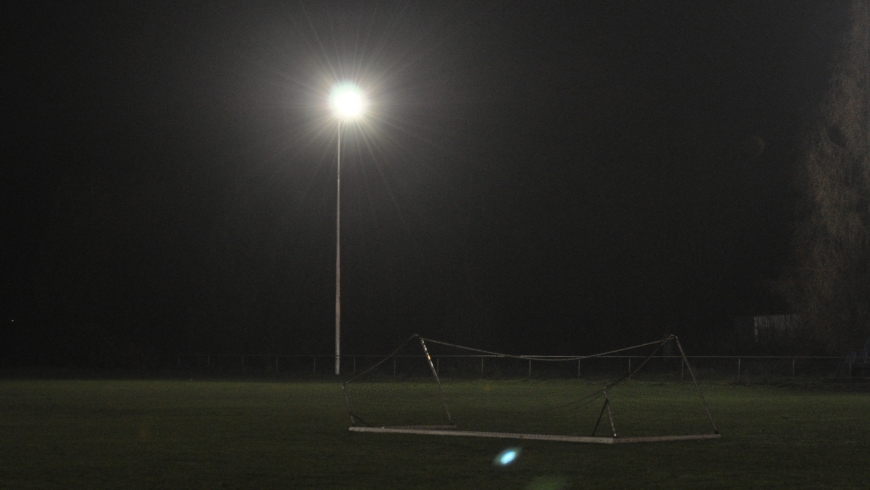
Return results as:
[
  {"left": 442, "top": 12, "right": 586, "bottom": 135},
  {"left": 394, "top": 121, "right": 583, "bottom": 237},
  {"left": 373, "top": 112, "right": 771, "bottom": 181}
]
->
[{"left": 342, "top": 335, "right": 721, "bottom": 444}]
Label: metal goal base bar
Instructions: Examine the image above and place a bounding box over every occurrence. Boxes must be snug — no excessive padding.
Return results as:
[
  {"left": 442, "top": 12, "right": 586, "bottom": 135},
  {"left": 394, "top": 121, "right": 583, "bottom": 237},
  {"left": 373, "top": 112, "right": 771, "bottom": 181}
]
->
[{"left": 349, "top": 426, "right": 721, "bottom": 444}]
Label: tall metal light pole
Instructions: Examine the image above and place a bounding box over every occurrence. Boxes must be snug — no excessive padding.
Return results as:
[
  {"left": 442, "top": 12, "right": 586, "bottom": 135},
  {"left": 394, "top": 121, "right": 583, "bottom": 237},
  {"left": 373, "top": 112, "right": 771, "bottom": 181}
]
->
[{"left": 329, "top": 83, "right": 364, "bottom": 375}]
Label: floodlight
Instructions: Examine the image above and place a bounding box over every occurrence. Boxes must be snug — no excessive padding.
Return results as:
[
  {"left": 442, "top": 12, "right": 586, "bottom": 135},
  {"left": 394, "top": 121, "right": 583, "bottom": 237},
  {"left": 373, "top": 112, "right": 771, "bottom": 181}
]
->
[{"left": 330, "top": 83, "right": 365, "bottom": 120}]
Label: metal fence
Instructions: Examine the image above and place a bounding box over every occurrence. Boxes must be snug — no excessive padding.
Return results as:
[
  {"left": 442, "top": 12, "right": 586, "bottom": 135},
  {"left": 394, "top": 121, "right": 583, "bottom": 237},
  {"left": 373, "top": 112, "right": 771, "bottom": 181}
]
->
[{"left": 176, "top": 353, "right": 865, "bottom": 380}]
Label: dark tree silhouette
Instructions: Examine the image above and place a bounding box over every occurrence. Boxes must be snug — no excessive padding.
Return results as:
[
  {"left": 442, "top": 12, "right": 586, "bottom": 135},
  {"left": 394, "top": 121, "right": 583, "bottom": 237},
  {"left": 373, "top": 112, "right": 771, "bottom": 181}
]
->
[{"left": 786, "top": 1, "right": 870, "bottom": 352}]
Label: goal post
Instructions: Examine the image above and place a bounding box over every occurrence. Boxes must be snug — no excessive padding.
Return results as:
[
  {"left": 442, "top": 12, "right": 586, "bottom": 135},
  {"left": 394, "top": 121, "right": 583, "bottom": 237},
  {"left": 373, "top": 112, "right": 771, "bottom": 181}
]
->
[{"left": 342, "top": 335, "right": 720, "bottom": 444}]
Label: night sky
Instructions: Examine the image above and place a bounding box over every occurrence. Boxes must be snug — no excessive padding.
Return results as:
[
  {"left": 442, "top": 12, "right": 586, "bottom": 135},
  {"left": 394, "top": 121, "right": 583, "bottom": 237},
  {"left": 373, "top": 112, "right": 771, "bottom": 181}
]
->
[{"left": 2, "top": 1, "right": 856, "bottom": 366}]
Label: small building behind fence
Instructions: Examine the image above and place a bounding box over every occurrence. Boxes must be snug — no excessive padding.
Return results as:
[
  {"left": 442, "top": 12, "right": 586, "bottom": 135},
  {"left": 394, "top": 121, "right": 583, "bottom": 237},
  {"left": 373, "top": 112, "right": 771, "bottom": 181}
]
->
[{"left": 734, "top": 314, "right": 802, "bottom": 353}]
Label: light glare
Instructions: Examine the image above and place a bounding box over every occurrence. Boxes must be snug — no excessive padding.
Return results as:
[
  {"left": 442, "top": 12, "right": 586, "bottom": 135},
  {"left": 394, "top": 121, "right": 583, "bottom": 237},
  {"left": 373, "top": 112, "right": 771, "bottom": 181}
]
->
[{"left": 330, "top": 83, "right": 365, "bottom": 120}]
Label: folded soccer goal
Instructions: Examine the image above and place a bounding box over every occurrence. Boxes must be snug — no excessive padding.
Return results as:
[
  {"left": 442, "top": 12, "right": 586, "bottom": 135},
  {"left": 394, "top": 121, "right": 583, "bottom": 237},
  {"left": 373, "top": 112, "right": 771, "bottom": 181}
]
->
[{"left": 342, "top": 335, "right": 720, "bottom": 444}]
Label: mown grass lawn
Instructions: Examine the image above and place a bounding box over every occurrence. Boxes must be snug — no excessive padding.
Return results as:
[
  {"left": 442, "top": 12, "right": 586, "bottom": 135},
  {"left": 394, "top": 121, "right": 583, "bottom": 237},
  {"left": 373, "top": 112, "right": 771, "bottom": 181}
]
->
[{"left": 0, "top": 377, "right": 868, "bottom": 489}]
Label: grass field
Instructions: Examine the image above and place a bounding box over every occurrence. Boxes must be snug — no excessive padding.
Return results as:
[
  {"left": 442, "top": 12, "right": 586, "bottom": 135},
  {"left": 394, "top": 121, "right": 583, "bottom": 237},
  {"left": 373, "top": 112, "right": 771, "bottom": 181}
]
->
[{"left": 1, "top": 376, "right": 868, "bottom": 489}]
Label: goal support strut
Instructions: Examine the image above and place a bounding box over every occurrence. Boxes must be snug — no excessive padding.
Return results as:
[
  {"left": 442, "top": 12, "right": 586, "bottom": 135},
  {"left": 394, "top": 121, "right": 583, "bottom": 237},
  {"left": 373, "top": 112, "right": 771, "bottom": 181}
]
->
[{"left": 419, "top": 337, "right": 454, "bottom": 426}]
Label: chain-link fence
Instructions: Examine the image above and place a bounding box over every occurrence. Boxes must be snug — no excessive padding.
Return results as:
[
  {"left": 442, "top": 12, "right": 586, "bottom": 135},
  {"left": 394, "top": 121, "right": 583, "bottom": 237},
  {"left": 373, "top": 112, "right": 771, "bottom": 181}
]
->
[{"left": 176, "top": 353, "right": 864, "bottom": 380}]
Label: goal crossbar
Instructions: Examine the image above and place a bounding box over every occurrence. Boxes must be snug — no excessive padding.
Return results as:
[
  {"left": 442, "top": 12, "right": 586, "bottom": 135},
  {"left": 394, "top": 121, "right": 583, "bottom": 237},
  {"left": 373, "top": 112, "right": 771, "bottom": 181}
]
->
[{"left": 349, "top": 426, "right": 721, "bottom": 444}]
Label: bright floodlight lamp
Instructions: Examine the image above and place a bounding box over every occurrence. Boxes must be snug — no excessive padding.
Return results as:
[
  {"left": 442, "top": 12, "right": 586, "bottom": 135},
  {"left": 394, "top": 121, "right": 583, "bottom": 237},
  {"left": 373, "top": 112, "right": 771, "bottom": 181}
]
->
[
  {"left": 330, "top": 82, "right": 365, "bottom": 376},
  {"left": 330, "top": 83, "right": 365, "bottom": 120}
]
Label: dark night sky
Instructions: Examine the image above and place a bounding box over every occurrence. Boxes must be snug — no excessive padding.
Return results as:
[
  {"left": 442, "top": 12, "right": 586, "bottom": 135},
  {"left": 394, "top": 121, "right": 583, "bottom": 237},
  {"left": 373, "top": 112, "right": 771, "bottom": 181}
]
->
[{"left": 2, "top": 1, "right": 856, "bottom": 365}]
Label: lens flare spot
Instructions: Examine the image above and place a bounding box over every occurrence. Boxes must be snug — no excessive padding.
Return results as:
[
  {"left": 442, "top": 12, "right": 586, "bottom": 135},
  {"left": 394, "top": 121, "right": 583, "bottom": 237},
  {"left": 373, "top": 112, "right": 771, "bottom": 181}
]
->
[{"left": 494, "top": 448, "right": 521, "bottom": 466}]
